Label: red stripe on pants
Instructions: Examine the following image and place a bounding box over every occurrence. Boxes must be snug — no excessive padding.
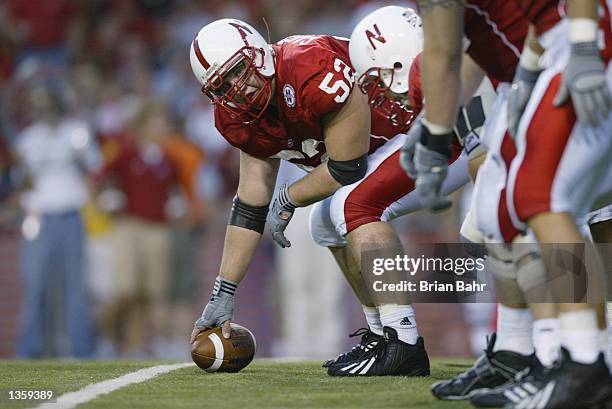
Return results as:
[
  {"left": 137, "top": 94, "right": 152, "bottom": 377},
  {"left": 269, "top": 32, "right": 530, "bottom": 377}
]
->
[{"left": 513, "top": 74, "right": 576, "bottom": 222}]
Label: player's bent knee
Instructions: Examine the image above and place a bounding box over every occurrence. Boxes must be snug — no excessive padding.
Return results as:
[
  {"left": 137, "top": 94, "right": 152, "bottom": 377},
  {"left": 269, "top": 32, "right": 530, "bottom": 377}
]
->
[
  {"left": 486, "top": 242, "right": 524, "bottom": 304},
  {"left": 486, "top": 243, "right": 515, "bottom": 281},
  {"left": 512, "top": 234, "right": 547, "bottom": 295}
]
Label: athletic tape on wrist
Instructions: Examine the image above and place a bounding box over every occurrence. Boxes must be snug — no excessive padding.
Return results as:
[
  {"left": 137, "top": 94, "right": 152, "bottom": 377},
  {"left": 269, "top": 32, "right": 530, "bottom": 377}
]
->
[
  {"left": 420, "top": 120, "right": 453, "bottom": 158},
  {"left": 212, "top": 276, "right": 238, "bottom": 299},
  {"left": 519, "top": 46, "right": 542, "bottom": 72},
  {"left": 570, "top": 18, "right": 598, "bottom": 44},
  {"left": 277, "top": 183, "right": 297, "bottom": 210}
]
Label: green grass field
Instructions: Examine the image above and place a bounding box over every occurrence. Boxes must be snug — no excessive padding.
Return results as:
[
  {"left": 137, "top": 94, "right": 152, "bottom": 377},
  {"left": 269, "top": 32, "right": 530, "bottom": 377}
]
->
[{"left": 0, "top": 359, "right": 477, "bottom": 409}]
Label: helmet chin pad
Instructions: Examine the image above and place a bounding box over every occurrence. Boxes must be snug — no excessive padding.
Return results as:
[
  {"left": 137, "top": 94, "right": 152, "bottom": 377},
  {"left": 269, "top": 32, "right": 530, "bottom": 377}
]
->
[
  {"left": 203, "top": 46, "right": 273, "bottom": 124},
  {"left": 358, "top": 67, "right": 416, "bottom": 127}
]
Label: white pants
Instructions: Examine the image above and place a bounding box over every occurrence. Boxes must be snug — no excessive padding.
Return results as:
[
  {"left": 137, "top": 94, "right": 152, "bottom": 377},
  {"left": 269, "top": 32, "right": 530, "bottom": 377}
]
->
[{"left": 309, "top": 133, "right": 470, "bottom": 247}]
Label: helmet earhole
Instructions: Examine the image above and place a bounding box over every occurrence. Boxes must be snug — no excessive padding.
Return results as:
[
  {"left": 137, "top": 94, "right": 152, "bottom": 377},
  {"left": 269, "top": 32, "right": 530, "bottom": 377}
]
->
[{"left": 393, "top": 62, "right": 402, "bottom": 70}]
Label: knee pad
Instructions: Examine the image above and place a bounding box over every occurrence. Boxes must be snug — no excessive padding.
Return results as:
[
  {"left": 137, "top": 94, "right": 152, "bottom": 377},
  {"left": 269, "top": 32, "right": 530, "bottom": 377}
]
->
[
  {"left": 460, "top": 210, "right": 488, "bottom": 258},
  {"left": 486, "top": 242, "right": 515, "bottom": 281},
  {"left": 512, "top": 233, "right": 547, "bottom": 295},
  {"left": 309, "top": 199, "right": 346, "bottom": 247},
  {"left": 485, "top": 241, "right": 525, "bottom": 304}
]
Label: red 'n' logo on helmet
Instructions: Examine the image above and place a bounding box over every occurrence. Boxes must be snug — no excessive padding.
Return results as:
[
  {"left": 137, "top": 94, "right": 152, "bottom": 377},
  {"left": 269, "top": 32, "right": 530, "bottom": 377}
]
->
[
  {"left": 229, "top": 22, "right": 253, "bottom": 46},
  {"left": 365, "top": 24, "right": 386, "bottom": 50}
]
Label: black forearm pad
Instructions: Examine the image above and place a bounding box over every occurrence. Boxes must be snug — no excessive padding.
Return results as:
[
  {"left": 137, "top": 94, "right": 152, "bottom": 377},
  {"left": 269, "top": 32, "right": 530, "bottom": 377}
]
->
[
  {"left": 327, "top": 154, "right": 368, "bottom": 186},
  {"left": 228, "top": 195, "right": 269, "bottom": 234},
  {"left": 420, "top": 124, "right": 454, "bottom": 158}
]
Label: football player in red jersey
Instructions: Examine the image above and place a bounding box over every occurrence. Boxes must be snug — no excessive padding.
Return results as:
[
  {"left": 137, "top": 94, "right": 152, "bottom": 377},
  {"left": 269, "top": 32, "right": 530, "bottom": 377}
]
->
[
  {"left": 320, "top": 6, "right": 498, "bottom": 376},
  {"left": 354, "top": 1, "right": 556, "bottom": 399},
  {"left": 402, "top": 2, "right": 565, "bottom": 403},
  {"left": 186, "top": 15, "right": 470, "bottom": 376},
  {"left": 407, "top": 0, "right": 612, "bottom": 407}
]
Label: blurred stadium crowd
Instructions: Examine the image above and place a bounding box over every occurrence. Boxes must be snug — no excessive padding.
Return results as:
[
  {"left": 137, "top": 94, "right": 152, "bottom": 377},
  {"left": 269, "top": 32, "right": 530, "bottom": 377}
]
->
[{"left": 0, "top": 0, "right": 492, "bottom": 360}]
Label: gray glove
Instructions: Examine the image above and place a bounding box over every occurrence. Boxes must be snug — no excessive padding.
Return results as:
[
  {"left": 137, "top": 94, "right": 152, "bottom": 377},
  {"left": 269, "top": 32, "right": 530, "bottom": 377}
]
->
[
  {"left": 413, "top": 143, "right": 452, "bottom": 211},
  {"left": 268, "top": 182, "right": 296, "bottom": 248},
  {"left": 507, "top": 65, "right": 542, "bottom": 137},
  {"left": 553, "top": 41, "right": 612, "bottom": 127},
  {"left": 195, "top": 276, "right": 237, "bottom": 329},
  {"left": 401, "top": 118, "right": 453, "bottom": 211}
]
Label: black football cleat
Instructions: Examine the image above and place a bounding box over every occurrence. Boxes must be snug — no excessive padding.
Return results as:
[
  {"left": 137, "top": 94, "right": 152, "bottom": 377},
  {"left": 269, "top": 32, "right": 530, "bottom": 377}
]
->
[
  {"left": 323, "top": 327, "right": 383, "bottom": 368},
  {"left": 326, "top": 326, "right": 430, "bottom": 377},
  {"left": 431, "top": 333, "right": 532, "bottom": 400},
  {"left": 504, "top": 348, "right": 612, "bottom": 409},
  {"left": 470, "top": 356, "right": 549, "bottom": 407}
]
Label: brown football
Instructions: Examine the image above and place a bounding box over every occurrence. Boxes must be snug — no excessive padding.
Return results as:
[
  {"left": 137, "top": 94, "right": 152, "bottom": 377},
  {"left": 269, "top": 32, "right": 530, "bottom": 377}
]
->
[{"left": 191, "top": 323, "right": 256, "bottom": 372}]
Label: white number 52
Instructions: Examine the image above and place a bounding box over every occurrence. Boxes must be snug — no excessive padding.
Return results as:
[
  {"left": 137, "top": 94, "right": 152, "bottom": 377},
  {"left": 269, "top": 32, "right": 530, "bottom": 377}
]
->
[{"left": 318, "top": 58, "right": 354, "bottom": 103}]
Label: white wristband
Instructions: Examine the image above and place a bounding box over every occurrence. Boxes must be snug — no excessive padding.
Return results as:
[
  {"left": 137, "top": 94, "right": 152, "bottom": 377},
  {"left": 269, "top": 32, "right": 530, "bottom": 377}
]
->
[
  {"left": 519, "top": 46, "right": 541, "bottom": 71},
  {"left": 569, "top": 18, "right": 598, "bottom": 43},
  {"left": 423, "top": 118, "right": 452, "bottom": 135}
]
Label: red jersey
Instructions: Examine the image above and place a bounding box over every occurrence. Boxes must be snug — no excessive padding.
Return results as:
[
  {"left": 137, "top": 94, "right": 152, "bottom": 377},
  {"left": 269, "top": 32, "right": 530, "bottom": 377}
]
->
[
  {"left": 97, "top": 143, "right": 177, "bottom": 223},
  {"left": 464, "top": 0, "right": 528, "bottom": 82},
  {"left": 214, "top": 35, "right": 412, "bottom": 171},
  {"left": 514, "top": 0, "right": 564, "bottom": 37}
]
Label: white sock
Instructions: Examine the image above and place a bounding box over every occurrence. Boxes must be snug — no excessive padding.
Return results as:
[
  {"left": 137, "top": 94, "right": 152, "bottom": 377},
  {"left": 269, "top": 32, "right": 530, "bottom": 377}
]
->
[
  {"left": 362, "top": 305, "right": 383, "bottom": 336},
  {"left": 559, "top": 309, "right": 600, "bottom": 364},
  {"left": 379, "top": 304, "right": 419, "bottom": 344},
  {"left": 493, "top": 305, "right": 534, "bottom": 355},
  {"left": 532, "top": 318, "right": 560, "bottom": 367}
]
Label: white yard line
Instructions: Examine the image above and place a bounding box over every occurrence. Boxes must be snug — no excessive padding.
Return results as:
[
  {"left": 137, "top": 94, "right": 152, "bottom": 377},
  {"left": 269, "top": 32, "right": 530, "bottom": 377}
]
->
[{"left": 31, "top": 362, "right": 194, "bottom": 409}]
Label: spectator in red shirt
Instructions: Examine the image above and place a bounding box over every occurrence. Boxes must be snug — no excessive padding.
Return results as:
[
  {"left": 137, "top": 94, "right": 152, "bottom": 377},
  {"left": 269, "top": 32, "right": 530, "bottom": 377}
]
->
[{"left": 95, "top": 102, "right": 179, "bottom": 357}]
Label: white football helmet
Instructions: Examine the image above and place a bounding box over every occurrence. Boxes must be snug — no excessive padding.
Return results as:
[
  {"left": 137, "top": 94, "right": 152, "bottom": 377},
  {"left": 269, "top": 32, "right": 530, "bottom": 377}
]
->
[
  {"left": 190, "top": 19, "right": 275, "bottom": 123},
  {"left": 349, "top": 6, "right": 423, "bottom": 125}
]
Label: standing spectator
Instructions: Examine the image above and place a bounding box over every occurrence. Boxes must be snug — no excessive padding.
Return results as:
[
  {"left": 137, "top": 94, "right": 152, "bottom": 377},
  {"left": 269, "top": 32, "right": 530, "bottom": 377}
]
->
[
  {"left": 95, "top": 102, "right": 179, "bottom": 357},
  {"left": 162, "top": 129, "right": 207, "bottom": 358},
  {"left": 15, "top": 86, "right": 100, "bottom": 358}
]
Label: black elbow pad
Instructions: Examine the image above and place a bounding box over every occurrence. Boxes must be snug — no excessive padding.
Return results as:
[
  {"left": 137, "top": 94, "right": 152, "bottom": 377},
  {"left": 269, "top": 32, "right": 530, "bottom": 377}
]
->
[{"left": 327, "top": 154, "right": 368, "bottom": 186}]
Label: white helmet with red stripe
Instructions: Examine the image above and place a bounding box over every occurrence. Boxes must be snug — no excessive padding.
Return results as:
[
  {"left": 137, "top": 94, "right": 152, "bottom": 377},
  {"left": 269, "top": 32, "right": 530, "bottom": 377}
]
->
[
  {"left": 349, "top": 6, "right": 423, "bottom": 125},
  {"left": 190, "top": 19, "right": 275, "bottom": 123}
]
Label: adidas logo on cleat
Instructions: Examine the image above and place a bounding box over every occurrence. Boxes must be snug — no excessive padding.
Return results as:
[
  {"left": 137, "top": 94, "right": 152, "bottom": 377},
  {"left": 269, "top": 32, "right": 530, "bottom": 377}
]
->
[
  {"left": 328, "top": 328, "right": 430, "bottom": 377},
  {"left": 339, "top": 357, "right": 378, "bottom": 375},
  {"left": 400, "top": 317, "right": 412, "bottom": 326}
]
